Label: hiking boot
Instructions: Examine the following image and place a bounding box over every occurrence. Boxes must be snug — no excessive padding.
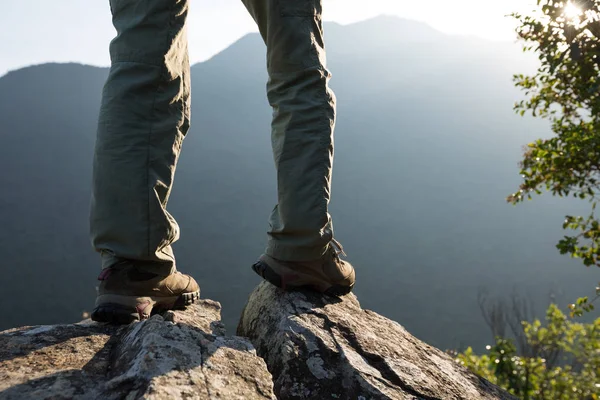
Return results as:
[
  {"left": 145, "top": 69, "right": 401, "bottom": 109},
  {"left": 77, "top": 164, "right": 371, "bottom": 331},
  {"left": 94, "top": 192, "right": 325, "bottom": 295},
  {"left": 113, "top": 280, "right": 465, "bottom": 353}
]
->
[
  {"left": 91, "top": 264, "right": 200, "bottom": 324},
  {"left": 252, "top": 239, "right": 355, "bottom": 296}
]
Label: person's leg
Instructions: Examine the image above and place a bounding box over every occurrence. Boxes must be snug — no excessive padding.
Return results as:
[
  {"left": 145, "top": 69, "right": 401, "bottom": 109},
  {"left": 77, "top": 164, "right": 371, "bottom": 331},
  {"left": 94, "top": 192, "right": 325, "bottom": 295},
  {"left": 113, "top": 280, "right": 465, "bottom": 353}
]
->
[
  {"left": 242, "top": 0, "right": 355, "bottom": 294},
  {"left": 242, "top": 0, "right": 335, "bottom": 261},
  {"left": 90, "top": 0, "right": 199, "bottom": 323},
  {"left": 91, "top": 0, "right": 190, "bottom": 275}
]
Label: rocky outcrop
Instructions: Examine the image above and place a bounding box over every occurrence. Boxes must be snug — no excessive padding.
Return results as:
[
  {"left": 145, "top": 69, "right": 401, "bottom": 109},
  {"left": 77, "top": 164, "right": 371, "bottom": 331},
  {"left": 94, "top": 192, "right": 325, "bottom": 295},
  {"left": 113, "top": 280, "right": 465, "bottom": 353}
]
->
[
  {"left": 238, "top": 282, "right": 515, "bottom": 400},
  {"left": 1, "top": 288, "right": 514, "bottom": 400},
  {"left": 0, "top": 300, "right": 274, "bottom": 399}
]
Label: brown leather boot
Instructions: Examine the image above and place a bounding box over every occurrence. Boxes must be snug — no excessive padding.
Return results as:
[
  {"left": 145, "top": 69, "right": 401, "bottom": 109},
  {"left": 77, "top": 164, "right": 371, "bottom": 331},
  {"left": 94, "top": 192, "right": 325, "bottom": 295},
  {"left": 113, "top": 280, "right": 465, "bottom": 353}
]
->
[
  {"left": 252, "top": 239, "right": 355, "bottom": 296},
  {"left": 91, "top": 265, "right": 200, "bottom": 324}
]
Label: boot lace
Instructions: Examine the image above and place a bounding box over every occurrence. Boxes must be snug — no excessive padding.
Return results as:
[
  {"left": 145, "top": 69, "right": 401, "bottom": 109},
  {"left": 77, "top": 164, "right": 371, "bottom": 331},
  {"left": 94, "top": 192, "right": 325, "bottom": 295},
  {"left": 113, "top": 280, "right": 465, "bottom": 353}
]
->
[{"left": 330, "top": 238, "right": 347, "bottom": 258}]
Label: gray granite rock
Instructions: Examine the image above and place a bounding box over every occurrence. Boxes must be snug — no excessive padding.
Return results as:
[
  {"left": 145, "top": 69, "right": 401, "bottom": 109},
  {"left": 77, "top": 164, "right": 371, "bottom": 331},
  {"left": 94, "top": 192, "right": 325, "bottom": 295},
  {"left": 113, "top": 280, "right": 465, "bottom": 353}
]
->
[
  {"left": 0, "top": 287, "right": 517, "bottom": 400},
  {"left": 238, "top": 282, "right": 516, "bottom": 400},
  {"left": 0, "top": 300, "right": 274, "bottom": 400}
]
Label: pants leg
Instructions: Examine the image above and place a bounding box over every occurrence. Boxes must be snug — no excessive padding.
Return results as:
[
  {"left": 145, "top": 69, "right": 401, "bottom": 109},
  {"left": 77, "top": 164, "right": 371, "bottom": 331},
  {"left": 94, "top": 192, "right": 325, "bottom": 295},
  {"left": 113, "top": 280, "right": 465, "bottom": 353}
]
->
[
  {"left": 90, "top": 0, "right": 191, "bottom": 274},
  {"left": 242, "top": 0, "right": 337, "bottom": 262}
]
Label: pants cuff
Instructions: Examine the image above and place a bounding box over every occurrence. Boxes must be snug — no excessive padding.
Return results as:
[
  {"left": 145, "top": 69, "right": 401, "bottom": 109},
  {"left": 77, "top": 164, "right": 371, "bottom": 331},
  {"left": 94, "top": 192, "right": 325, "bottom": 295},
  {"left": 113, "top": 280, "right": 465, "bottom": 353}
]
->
[
  {"left": 100, "top": 251, "right": 176, "bottom": 275},
  {"left": 265, "top": 241, "right": 329, "bottom": 262}
]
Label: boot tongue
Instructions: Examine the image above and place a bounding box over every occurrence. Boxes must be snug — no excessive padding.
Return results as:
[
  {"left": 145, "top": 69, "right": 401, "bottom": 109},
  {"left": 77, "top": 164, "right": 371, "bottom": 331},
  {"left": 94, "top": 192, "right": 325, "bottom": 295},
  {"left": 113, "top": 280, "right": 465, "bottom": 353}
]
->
[{"left": 97, "top": 268, "right": 113, "bottom": 281}]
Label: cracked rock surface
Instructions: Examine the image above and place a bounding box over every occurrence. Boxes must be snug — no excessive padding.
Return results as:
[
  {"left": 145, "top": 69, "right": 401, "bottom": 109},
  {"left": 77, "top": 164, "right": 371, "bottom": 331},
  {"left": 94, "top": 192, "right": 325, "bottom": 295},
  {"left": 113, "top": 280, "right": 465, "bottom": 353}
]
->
[
  {"left": 0, "top": 300, "right": 274, "bottom": 400},
  {"left": 238, "top": 282, "right": 516, "bottom": 400}
]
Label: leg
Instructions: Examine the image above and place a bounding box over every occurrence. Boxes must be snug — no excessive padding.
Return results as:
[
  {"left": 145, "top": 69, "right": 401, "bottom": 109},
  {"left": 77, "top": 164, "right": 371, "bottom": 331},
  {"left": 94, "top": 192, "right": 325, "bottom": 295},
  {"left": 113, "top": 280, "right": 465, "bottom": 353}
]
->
[
  {"left": 90, "top": 0, "right": 199, "bottom": 324},
  {"left": 242, "top": 0, "right": 336, "bottom": 262},
  {"left": 242, "top": 0, "right": 355, "bottom": 294},
  {"left": 90, "top": 0, "right": 191, "bottom": 275}
]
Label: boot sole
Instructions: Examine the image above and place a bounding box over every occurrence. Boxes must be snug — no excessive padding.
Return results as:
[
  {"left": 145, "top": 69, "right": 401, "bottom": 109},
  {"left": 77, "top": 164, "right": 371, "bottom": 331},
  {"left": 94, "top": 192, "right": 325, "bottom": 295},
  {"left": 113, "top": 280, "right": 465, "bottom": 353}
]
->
[
  {"left": 252, "top": 260, "right": 353, "bottom": 297},
  {"left": 91, "top": 290, "right": 200, "bottom": 324}
]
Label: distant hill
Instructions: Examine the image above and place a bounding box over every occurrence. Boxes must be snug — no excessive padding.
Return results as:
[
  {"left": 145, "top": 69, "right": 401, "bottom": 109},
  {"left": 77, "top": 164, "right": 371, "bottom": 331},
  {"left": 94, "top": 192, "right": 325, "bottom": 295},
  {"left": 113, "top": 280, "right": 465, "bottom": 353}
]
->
[{"left": 0, "top": 16, "right": 592, "bottom": 350}]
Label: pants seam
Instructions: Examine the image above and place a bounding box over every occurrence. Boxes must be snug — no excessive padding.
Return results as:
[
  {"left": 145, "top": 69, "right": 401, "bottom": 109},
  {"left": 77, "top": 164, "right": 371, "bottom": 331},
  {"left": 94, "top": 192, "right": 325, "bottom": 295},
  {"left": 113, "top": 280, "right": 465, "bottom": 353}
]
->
[
  {"left": 146, "top": 86, "right": 159, "bottom": 258},
  {"left": 145, "top": 1, "right": 175, "bottom": 259}
]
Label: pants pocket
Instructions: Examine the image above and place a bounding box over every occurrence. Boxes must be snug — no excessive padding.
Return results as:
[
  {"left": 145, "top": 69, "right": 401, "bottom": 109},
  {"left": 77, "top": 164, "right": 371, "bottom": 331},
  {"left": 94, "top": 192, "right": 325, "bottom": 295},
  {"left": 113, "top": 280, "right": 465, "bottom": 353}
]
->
[{"left": 278, "top": 0, "right": 318, "bottom": 17}]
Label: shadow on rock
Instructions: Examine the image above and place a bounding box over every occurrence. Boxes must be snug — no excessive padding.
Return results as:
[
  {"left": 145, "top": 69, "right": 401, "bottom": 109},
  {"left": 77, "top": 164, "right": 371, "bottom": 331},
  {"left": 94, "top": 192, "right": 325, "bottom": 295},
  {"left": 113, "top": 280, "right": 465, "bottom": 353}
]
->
[{"left": 0, "top": 323, "right": 120, "bottom": 399}]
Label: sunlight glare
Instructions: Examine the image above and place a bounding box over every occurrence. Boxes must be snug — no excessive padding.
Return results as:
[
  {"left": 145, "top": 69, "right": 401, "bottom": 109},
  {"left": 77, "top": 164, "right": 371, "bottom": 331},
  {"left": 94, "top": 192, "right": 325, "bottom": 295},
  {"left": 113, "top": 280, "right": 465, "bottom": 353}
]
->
[{"left": 564, "top": 2, "right": 583, "bottom": 20}]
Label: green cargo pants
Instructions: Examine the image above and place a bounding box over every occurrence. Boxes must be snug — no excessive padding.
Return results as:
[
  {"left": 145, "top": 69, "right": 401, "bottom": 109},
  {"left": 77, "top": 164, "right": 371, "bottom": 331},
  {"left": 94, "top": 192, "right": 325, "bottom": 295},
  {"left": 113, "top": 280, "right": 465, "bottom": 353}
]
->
[{"left": 90, "top": 0, "right": 337, "bottom": 274}]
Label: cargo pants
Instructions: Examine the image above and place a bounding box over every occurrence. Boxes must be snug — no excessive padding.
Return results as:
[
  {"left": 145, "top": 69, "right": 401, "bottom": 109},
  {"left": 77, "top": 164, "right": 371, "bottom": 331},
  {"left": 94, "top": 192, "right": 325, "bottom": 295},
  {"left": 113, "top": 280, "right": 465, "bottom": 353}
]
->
[{"left": 90, "top": 0, "right": 337, "bottom": 274}]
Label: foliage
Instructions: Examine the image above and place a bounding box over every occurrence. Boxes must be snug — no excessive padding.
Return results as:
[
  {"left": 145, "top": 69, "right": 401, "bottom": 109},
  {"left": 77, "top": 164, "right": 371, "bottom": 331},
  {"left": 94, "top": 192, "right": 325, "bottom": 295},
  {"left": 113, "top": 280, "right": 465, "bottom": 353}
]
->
[
  {"left": 456, "top": 304, "right": 600, "bottom": 399},
  {"left": 507, "top": 0, "right": 600, "bottom": 312}
]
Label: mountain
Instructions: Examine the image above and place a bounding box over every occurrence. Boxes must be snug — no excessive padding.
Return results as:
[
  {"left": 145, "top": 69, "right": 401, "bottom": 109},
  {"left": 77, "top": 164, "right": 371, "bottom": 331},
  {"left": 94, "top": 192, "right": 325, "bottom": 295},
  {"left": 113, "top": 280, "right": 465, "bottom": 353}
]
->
[{"left": 0, "top": 16, "right": 593, "bottom": 350}]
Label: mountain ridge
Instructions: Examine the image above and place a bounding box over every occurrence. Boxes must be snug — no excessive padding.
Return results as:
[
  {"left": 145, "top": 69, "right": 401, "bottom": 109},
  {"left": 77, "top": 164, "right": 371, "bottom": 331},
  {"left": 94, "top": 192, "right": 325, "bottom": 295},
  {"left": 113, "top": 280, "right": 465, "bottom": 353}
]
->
[{"left": 0, "top": 15, "right": 522, "bottom": 81}]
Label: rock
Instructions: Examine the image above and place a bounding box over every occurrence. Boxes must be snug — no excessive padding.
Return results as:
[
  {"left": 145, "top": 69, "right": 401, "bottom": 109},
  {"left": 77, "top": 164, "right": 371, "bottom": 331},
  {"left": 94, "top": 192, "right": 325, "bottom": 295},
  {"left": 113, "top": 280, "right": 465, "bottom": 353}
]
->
[
  {"left": 237, "top": 282, "right": 516, "bottom": 400},
  {"left": 0, "top": 300, "right": 275, "bottom": 400},
  {"left": 0, "top": 287, "right": 516, "bottom": 400}
]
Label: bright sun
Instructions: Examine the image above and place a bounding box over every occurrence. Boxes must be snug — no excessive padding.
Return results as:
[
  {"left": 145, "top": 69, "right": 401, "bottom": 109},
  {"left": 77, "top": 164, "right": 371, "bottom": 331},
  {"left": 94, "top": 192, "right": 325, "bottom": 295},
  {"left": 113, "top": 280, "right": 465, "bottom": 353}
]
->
[{"left": 564, "top": 2, "right": 583, "bottom": 19}]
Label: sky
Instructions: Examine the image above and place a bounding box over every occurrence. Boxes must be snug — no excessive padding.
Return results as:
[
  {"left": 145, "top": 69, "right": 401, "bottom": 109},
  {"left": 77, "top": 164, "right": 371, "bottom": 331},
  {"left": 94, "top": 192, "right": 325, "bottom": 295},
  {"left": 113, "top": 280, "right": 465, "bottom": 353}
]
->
[{"left": 0, "top": 0, "right": 537, "bottom": 77}]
